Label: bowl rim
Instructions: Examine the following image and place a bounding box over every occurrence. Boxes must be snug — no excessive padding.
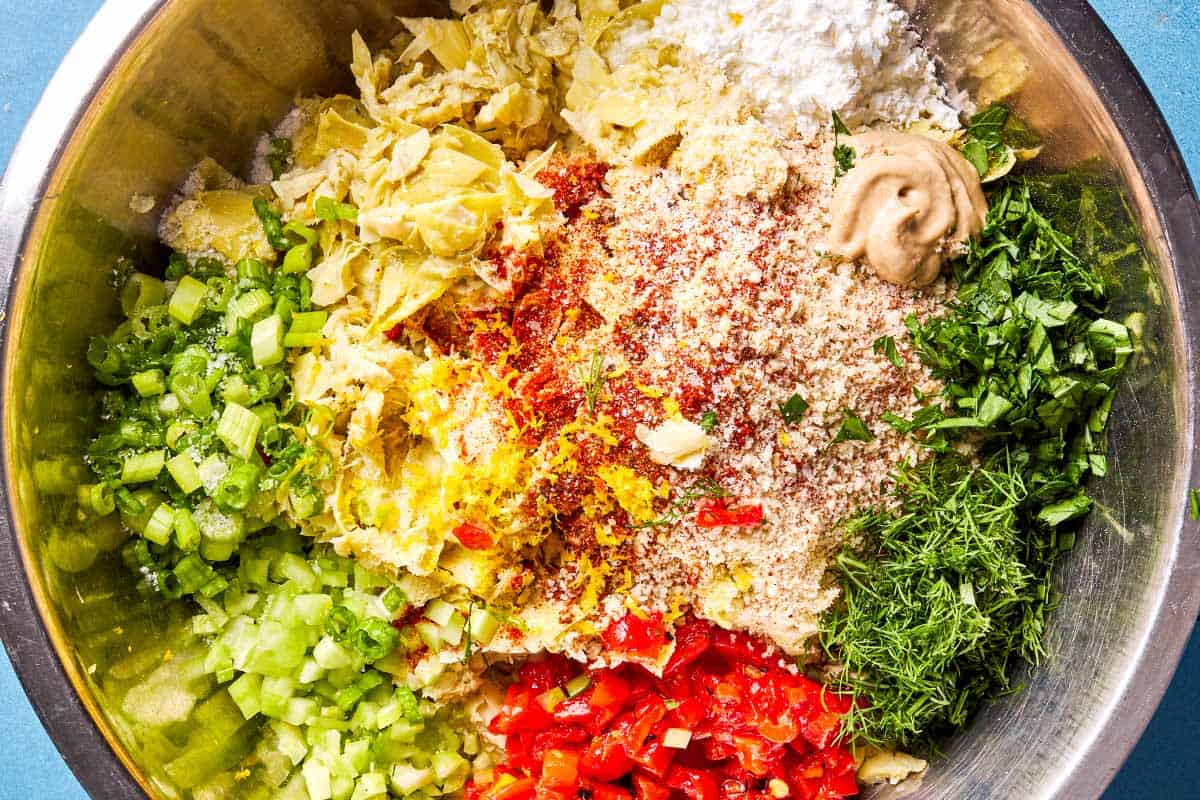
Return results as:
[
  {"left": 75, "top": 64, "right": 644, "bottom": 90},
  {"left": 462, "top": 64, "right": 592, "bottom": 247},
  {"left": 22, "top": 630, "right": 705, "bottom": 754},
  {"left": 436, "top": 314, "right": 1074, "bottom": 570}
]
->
[{"left": 0, "top": 1, "right": 1197, "bottom": 798}]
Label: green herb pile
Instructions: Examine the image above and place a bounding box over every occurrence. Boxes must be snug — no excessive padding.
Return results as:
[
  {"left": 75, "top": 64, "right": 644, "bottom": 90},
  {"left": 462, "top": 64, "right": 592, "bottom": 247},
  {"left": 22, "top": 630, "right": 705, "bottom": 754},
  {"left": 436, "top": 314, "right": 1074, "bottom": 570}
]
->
[{"left": 823, "top": 174, "right": 1142, "bottom": 749}]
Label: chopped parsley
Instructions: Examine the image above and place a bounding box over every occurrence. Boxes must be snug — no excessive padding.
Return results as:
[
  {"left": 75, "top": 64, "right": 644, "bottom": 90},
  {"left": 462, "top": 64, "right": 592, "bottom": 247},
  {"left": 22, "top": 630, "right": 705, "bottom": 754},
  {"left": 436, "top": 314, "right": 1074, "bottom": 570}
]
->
[
  {"left": 779, "top": 394, "right": 809, "bottom": 425},
  {"left": 831, "top": 112, "right": 856, "bottom": 181},
  {"left": 699, "top": 410, "right": 719, "bottom": 433},
  {"left": 830, "top": 408, "right": 874, "bottom": 444},
  {"left": 872, "top": 335, "right": 903, "bottom": 369}
]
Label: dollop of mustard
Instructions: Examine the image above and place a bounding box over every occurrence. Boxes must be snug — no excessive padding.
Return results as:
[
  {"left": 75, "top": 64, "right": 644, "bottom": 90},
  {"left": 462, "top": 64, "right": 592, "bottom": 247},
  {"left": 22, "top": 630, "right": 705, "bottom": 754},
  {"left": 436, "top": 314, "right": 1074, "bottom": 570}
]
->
[{"left": 828, "top": 131, "right": 987, "bottom": 287}]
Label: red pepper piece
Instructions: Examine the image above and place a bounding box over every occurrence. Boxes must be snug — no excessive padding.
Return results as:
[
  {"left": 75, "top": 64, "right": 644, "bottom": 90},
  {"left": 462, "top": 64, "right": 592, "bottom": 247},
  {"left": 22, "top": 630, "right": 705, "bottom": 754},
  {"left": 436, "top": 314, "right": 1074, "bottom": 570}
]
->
[
  {"left": 580, "top": 728, "right": 636, "bottom": 782},
  {"left": 663, "top": 616, "right": 713, "bottom": 675},
  {"left": 667, "top": 765, "right": 720, "bottom": 800},
  {"left": 602, "top": 612, "right": 670, "bottom": 659},
  {"left": 384, "top": 323, "right": 405, "bottom": 342},
  {"left": 588, "top": 783, "right": 634, "bottom": 800},
  {"left": 632, "top": 772, "right": 672, "bottom": 800},
  {"left": 484, "top": 776, "right": 536, "bottom": 800},
  {"left": 453, "top": 522, "right": 495, "bottom": 550},
  {"left": 539, "top": 748, "right": 580, "bottom": 788},
  {"left": 695, "top": 497, "right": 765, "bottom": 528},
  {"left": 631, "top": 739, "right": 676, "bottom": 780}
]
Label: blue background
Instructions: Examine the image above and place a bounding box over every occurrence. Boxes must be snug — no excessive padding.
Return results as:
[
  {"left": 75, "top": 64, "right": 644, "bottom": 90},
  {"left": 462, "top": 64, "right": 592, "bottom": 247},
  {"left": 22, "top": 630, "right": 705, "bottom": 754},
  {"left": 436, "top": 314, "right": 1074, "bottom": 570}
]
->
[{"left": 0, "top": 1, "right": 1196, "bottom": 797}]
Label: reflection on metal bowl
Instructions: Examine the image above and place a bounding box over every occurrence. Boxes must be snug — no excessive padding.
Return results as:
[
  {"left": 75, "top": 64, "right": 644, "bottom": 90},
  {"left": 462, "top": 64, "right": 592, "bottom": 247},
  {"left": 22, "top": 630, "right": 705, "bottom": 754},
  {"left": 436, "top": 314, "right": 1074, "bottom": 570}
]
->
[{"left": 0, "top": 1, "right": 1197, "bottom": 798}]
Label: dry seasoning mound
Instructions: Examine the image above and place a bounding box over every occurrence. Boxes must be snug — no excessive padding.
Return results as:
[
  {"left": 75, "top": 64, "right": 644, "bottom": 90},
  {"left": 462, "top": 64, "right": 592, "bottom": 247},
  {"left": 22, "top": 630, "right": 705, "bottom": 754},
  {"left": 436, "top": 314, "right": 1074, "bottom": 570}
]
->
[{"left": 522, "top": 141, "right": 950, "bottom": 656}]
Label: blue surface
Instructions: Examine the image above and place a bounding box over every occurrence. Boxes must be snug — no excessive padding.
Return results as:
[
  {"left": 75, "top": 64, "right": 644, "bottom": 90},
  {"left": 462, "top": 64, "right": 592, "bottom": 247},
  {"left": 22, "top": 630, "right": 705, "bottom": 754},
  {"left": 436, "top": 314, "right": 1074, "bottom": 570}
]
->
[{"left": 0, "top": 1, "right": 1197, "bottom": 797}]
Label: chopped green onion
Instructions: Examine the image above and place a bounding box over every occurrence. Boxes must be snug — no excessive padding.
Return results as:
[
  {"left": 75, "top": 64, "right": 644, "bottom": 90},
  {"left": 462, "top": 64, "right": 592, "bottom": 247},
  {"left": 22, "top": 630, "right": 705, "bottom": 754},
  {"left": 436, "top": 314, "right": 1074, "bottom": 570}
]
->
[
  {"left": 80, "top": 483, "right": 116, "bottom": 516},
  {"left": 121, "top": 273, "right": 166, "bottom": 315},
  {"left": 173, "top": 507, "right": 201, "bottom": 551},
  {"left": 216, "top": 403, "right": 262, "bottom": 460},
  {"left": 169, "top": 373, "right": 213, "bottom": 418},
  {"left": 131, "top": 369, "right": 167, "bottom": 397},
  {"left": 168, "top": 275, "right": 209, "bottom": 325},
  {"left": 252, "top": 314, "right": 286, "bottom": 367},
  {"left": 236, "top": 257, "right": 270, "bottom": 286},
  {"left": 166, "top": 453, "right": 203, "bottom": 494},
  {"left": 122, "top": 450, "right": 165, "bottom": 484},
  {"left": 316, "top": 196, "right": 359, "bottom": 223},
  {"left": 284, "top": 310, "right": 328, "bottom": 347},
  {"left": 351, "top": 618, "right": 399, "bottom": 661},
  {"left": 214, "top": 462, "right": 261, "bottom": 513},
  {"left": 381, "top": 587, "right": 407, "bottom": 614},
  {"left": 282, "top": 243, "right": 314, "bottom": 274},
  {"left": 143, "top": 503, "right": 176, "bottom": 545},
  {"left": 253, "top": 197, "right": 289, "bottom": 251},
  {"left": 230, "top": 288, "right": 273, "bottom": 326},
  {"left": 283, "top": 220, "right": 318, "bottom": 247}
]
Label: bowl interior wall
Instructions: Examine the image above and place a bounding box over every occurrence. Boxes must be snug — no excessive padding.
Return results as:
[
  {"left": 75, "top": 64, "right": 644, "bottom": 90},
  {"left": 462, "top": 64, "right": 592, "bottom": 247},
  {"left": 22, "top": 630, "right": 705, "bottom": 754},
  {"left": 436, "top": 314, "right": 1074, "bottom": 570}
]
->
[{"left": 3, "top": 1, "right": 1189, "bottom": 798}]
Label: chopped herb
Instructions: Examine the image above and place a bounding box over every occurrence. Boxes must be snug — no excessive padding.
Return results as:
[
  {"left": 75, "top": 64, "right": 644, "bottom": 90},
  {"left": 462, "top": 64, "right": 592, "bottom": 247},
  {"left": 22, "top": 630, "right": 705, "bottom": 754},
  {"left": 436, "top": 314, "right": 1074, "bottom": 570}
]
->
[
  {"left": 779, "top": 394, "right": 809, "bottom": 425},
  {"left": 252, "top": 197, "right": 290, "bottom": 251},
  {"left": 830, "top": 408, "right": 874, "bottom": 444},
  {"left": 827, "top": 173, "right": 1142, "bottom": 749},
  {"left": 1189, "top": 489, "right": 1200, "bottom": 521},
  {"left": 266, "top": 136, "right": 293, "bottom": 181},
  {"left": 872, "top": 335, "right": 903, "bottom": 369},
  {"left": 699, "top": 411, "right": 719, "bottom": 433},
  {"left": 579, "top": 351, "right": 607, "bottom": 414},
  {"left": 831, "top": 112, "right": 856, "bottom": 181},
  {"left": 637, "top": 478, "right": 729, "bottom": 529}
]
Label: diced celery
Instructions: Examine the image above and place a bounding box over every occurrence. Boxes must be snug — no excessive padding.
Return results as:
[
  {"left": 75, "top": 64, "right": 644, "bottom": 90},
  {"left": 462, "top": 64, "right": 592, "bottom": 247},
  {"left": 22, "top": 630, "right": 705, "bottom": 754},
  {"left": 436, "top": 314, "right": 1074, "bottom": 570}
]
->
[
  {"left": 282, "top": 243, "right": 314, "bottom": 274},
  {"left": 390, "top": 765, "right": 434, "bottom": 795},
  {"left": 294, "top": 594, "right": 334, "bottom": 626},
  {"left": 314, "top": 636, "right": 357, "bottom": 670},
  {"left": 440, "top": 615, "right": 465, "bottom": 647},
  {"left": 303, "top": 761, "right": 333, "bottom": 800},
  {"left": 245, "top": 620, "right": 307, "bottom": 677},
  {"left": 351, "top": 772, "right": 388, "bottom": 800},
  {"left": 345, "top": 737, "right": 372, "bottom": 774},
  {"left": 198, "top": 453, "right": 232, "bottom": 495},
  {"left": 431, "top": 750, "right": 469, "bottom": 783},
  {"left": 412, "top": 656, "right": 444, "bottom": 687},
  {"left": 229, "top": 672, "right": 264, "bottom": 719},
  {"left": 167, "top": 452, "right": 203, "bottom": 494},
  {"left": 467, "top": 607, "right": 500, "bottom": 647},
  {"left": 537, "top": 687, "right": 566, "bottom": 712},
  {"left": 565, "top": 673, "right": 592, "bottom": 697},
  {"left": 283, "top": 696, "right": 319, "bottom": 727},
  {"left": 414, "top": 621, "right": 442, "bottom": 651},
  {"left": 260, "top": 675, "right": 297, "bottom": 719},
  {"left": 271, "top": 721, "right": 310, "bottom": 766},
  {"left": 423, "top": 600, "right": 455, "bottom": 627}
]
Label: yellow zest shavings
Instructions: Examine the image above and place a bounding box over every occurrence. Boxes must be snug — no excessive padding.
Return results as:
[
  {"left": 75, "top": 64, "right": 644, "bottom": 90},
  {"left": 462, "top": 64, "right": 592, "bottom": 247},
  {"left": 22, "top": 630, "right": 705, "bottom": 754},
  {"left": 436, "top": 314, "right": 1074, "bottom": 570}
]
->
[
  {"left": 596, "top": 465, "right": 667, "bottom": 525},
  {"left": 635, "top": 381, "right": 665, "bottom": 399},
  {"left": 778, "top": 431, "right": 791, "bottom": 447},
  {"left": 732, "top": 565, "right": 754, "bottom": 592},
  {"left": 662, "top": 396, "right": 681, "bottom": 419},
  {"left": 665, "top": 592, "right": 689, "bottom": 624},
  {"left": 575, "top": 553, "right": 611, "bottom": 613}
]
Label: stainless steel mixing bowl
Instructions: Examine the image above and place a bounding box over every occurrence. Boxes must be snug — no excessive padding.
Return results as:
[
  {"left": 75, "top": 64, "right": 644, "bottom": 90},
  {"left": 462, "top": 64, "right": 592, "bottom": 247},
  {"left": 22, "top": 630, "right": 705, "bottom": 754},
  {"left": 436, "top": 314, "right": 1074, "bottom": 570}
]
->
[{"left": 1, "top": 1, "right": 1197, "bottom": 798}]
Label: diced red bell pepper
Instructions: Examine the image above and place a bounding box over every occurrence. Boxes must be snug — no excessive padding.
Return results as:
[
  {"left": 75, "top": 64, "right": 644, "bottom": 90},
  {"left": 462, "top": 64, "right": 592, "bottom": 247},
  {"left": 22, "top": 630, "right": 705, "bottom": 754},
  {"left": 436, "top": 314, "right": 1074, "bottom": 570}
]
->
[
  {"left": 801, "top": 711, "right": 842, "bottom": 750},
  {"left": 602, "top": 612, "right": 670, "bottom": 659},
  {"left": 664, "top": 616, "right": 713, "bottom": 675},
  {"left": 710, "top": 628, "right": 775, "bottom": 670},
  {"left": 539, "top": 749, "right": 580, "bottom": 789},
  {"left": 519, "top": 656, "right": 576, "bottom": 692},
  {"left": 820, "top": 770, "right": 860, "bottom": 798},
  {"left": 695, "top": 497, "right": 765, "bottom": 528},
  {"left": 632, "top": 771, "right": 672, "bottom": 800},
  {"left": 668, "top": 765, "right": 720, "bottom": 800},
  {"left": 590, "top": 670, "right": 633, "bottom": 709},
  {"left": 453, "top": 521, "right": 495, "bottom": 549},
  {"left": 484, "top": 776, "right": 536, "bottom": 800},
  {"left": 384, "top": 323, "right": 405, "bottom": 342},
  {"left": 580, "top": 729, "right": 635, "bottom": 782},
  {"left": 632, "top": 739, "right": 677, "bottom": 780},
  {"left": 589, "top": 783, "right": 634, "bottom": 800},
  {"left": 491, "top": 686, "right": 555, "bottom": 735}
]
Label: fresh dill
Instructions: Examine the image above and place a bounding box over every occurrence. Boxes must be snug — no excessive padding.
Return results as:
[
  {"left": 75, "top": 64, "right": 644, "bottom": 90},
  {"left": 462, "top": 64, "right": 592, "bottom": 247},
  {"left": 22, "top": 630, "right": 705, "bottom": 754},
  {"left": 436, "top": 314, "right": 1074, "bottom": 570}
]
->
[
  {"left": 580, "top": 351, "right": 606, "bottom": 414},
  {"left": 637, "top": 478, "right": 729, "bottom": 529}
]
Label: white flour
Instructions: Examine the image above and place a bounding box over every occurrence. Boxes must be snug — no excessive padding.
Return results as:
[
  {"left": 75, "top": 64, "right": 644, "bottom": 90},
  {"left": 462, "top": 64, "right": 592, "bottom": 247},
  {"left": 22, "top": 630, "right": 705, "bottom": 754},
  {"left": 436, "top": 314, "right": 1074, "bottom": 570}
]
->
[{"left": 609, "top": 0, "right": 964, "bottom": 136}]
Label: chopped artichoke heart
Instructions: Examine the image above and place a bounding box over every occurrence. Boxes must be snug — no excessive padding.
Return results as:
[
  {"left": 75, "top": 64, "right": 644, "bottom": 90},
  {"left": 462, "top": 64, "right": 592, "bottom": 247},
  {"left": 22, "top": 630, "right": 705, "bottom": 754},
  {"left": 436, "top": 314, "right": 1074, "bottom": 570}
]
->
[{"left": 162, "top": 189, "right": 274, "bottom": 263}]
